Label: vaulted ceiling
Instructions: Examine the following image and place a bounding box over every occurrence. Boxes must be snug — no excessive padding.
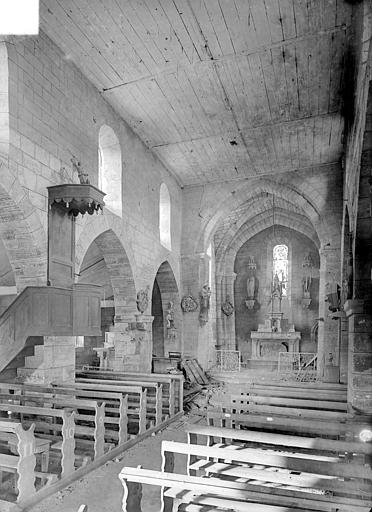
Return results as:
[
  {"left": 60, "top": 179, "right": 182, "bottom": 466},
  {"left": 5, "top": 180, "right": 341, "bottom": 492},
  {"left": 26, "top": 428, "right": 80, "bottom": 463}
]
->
[{"left": 40, "top": 0, "right": 353, "bottom": 187}]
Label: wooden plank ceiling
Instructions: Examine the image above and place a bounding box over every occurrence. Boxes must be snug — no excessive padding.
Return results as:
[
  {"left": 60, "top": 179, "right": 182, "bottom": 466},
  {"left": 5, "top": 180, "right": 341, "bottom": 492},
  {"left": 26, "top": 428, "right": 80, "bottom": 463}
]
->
[{"left": 40, "top": 0, "right": 352, "bottom": 187}]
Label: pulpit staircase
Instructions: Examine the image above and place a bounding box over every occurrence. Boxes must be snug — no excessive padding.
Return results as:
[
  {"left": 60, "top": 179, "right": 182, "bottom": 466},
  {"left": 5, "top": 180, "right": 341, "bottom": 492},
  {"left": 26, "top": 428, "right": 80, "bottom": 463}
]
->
[{"left": 0, "top": 284, "right": 102, "bottom": 377}]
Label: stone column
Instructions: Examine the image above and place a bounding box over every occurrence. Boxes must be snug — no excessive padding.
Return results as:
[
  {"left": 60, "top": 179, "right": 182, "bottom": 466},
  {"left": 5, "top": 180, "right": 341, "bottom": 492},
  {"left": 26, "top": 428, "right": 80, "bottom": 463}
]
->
[
  {"left": 339, "top": 311, "right": 348, "bottom": 384},
  {"left": 18, "top": 336, "right": 76, "bottom": 384},
  {"left": 109, "top": 315, "right": 154, "bottom": 373},
  {"left": 344, "top": 299, "right": 372, "bottom": 413},
  {"left": 216, "top": 272, "right": 236, "bottom": 349},
  {"left": 317, "top": 246, "right": 341, "bottom": 382}
]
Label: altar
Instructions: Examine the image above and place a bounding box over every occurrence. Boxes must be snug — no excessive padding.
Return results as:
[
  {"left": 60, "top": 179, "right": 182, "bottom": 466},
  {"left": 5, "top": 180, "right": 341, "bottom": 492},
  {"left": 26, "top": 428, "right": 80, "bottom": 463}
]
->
[
  {"left": 250, "top": 320, "right": 301, "bottom": 360},
  {"left": 250, "top": 273, "right": 301, "bottom": 361}
]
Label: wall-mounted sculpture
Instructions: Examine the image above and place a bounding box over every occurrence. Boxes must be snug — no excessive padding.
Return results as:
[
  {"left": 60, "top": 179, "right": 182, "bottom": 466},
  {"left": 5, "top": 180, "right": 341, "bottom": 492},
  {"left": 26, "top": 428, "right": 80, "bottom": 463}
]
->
[
  {"left": 181, "top": 295, "right": 198, "bottom": 312},
  {"left": 165, "top": 301, "right": 177, "bottom": 340},
  {"left": 221, "top": 295, "right": 234, "bottom": 317},
  {"left": 199, "top": 284, "right": 211, "bottom": 325},
  {"left": 302, "top": 253, "right": 313, "bottom": 309},
  {"left": 245, "top": 256, "right": 259, "bottom": 310},
  {"left": 136, "top": 285, "right": 150, "bottom": 314}
]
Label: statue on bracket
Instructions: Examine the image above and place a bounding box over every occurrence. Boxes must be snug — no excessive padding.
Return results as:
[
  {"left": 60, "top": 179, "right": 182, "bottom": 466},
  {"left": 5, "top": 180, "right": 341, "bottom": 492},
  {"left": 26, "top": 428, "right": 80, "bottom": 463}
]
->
[
  {"left": 325, "top": 279, "right": 341, "bottom": 314},
  {"left": 301, "top": 253, "right": 313, "bottom": 309},
  {"left": 166, "top": 301, "right": 177, "bottom": 340},
  {"left": 136, "top": 285, "right": 150, "bottom": 314},
  {"left": 71, "top": 156, "right": 90, "bottom": 184},
  {"left": 245, "top": 256, "right": 259, "bottom": 310},
  {"left": 199, "top": 284, "right": 211, "bottom": 325},
  {"left": 221, "top": 295, "right": 234, "bottom": 317}
]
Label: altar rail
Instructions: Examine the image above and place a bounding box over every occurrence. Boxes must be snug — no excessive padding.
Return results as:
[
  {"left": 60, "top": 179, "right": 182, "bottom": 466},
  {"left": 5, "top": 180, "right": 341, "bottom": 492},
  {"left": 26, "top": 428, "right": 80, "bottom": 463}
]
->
[
  {"left": 278, "top": 352, "right": 318, "bottom": 381},
  {"left": 215, "top": 350, "right": 241, "bottom": 372}
]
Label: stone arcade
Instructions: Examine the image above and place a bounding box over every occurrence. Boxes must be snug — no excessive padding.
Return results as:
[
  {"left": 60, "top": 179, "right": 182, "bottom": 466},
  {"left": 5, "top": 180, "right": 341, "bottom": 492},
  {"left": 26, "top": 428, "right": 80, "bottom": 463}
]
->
[{"left": 0, "top": 1, "right": 371, "bottom": 511}]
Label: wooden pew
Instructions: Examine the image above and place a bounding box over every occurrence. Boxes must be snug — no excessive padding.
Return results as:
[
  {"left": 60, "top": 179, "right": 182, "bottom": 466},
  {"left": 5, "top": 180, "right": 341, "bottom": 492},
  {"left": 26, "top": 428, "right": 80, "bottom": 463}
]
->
[
  {"left": 185, "top": 424, "right": 372, "bottom": 493},
  {"left": 207, "top": 409, "right": 372, "bottom": 440},
  {"left": 119, "top": 466, "right": 314, "bottom": 512},
  {"left": 0, "top": 388, "right": 106, "bottom": 459},
  {"left": 77, "top": 368, "right": 184, "bottom": 416},
  {"left": 58, "top": 381, "right": 149, "bottom": 433},
  {"left": 0, "top": 404, "right": 75, "bottom": 477},
  {"left": 160, "top": 440, "right": 372, "bottom": 511},
  {"left": 0, "top": 382, "right": 131, "bottom": 446},
  {"left": 0, "top": 420, "right": 36, "bottom": 502},
  {"left": 228, "top": 394, "right": 349, "bottom": 419}
]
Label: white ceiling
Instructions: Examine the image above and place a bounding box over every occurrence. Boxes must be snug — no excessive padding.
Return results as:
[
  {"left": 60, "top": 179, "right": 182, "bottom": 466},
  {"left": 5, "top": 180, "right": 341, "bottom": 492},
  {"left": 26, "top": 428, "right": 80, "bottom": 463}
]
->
[{"left": 40, "top": 0, "right": 353, "bottom": 186}]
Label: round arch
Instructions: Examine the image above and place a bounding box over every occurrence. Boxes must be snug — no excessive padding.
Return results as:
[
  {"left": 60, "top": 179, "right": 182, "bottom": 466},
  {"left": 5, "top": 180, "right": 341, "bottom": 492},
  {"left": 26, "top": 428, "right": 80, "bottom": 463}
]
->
[
  {"left": 0, "top": 159, "right": 47, "bottom": 290},
  {"left": 77, "top": 226, "right": 137, "bottom": 319}
]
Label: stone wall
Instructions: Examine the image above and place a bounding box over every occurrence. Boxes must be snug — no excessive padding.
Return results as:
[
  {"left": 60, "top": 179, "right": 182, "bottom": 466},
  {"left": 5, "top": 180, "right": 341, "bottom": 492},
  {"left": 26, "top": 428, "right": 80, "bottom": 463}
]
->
[{"left": 2, "top": 31, "right": 182, "bottom": 294}]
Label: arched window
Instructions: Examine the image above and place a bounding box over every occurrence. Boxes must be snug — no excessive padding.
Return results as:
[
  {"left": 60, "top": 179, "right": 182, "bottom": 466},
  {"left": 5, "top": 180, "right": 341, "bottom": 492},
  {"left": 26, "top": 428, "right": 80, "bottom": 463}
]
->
[
  {"left": 273, "top": 244, "right": 288, "bottom": 296},
  {"left": 206, "top": 243, "right": 212, "bottom": 287},
  {"left": 98, "top": 125, "right": 122, "bottom": 217},
  {"left": 159, "top": 183, "right": 171, "bottom": 250}
]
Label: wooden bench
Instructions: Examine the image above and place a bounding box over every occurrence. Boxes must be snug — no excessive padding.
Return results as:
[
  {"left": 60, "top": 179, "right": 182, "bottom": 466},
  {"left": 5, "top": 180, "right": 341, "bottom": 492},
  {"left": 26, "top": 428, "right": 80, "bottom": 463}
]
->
[
  {"left": 77, "top": 369, "right": 184, "bottom": 416},
  {"left": 0, "top": 420, "right": 36, "bottom": 502},
  {"left": 185, "top": 424, "right": 372, "bottom": 492},
  {"left": 160, "top": 440, "right": 372, "bottom": 511},
  {"left": 119, "top": 466, "right": 314, "bottom": 512},
  {"left": 76, "top": 377, "right": 171, "bottom": 425},
  {"left": 58, "top": 380, "right": 150, "bottom": 434},
  {"left": 0, "top": 404, "right": 75, "bottom": 478},
  {"left": 0, "top": 381, "right": 135, "bottom": 445},
  {"left": 0, "top": 388, "right": 106, "bottom": 460},
  {"left": 207, "top": 408, "right": 372, "bottom": 440}
]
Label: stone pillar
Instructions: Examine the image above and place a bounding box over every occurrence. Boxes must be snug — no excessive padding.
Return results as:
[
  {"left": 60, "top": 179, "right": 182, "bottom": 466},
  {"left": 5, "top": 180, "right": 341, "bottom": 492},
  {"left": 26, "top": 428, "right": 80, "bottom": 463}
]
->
[
  {"left": 181, "top": 253, "right": 205, "bottom": 358},
  {"left": 108, "top": 315, "right": 154, "bottom": 373},
  {"left": 317, "top": 247, "right": 341, "bottom": 382},
  {"left": 344, "top": 299, "right": 372, "bottom": 414},
  {"left": 216, "top": 272, "right": 236, "bottom": 349},
  {"left": 339, "top": 311, "right": 348, "bottom": 384},
  {"left": 18, "top": 336, "right": 76, "bottom": 384}
]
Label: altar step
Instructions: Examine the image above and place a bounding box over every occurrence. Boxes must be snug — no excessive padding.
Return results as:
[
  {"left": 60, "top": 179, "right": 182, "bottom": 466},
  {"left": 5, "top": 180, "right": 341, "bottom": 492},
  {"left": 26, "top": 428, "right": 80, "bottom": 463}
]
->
[{"left": 244, "top": 359, "right": 279, "bottom": 372}]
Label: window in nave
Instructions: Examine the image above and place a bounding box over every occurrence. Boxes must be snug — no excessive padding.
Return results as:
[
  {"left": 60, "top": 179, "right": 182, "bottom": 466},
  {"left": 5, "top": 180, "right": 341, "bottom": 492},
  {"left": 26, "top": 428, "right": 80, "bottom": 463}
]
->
[
  {"left": 98, "top": 125, "right": 122, "bottom": 217},
  {"left": 273, "top": 244, "right": 288, "bottom": 296},
  {"left": 159, "top": 183, "right": 171, "bottom": 250}
]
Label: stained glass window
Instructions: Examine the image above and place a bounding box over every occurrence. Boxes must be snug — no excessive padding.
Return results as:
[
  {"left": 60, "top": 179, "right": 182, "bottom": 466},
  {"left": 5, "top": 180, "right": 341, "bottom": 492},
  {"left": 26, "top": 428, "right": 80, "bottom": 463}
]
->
[{"left": 273, "top": 244, "right": 288, "bottom": 296}]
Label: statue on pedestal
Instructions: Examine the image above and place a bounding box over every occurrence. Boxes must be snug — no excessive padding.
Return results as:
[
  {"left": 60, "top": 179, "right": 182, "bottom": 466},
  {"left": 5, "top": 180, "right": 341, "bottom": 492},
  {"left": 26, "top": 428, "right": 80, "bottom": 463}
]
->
[
  {"left": 245, "top": 256, "right": 259, "bottom": 310},
  {"left": 302, "top": 253, "right": 313, "bottom": 308},
  {"left": 199, "top": 284, "right": 211, "bottom": 325}
]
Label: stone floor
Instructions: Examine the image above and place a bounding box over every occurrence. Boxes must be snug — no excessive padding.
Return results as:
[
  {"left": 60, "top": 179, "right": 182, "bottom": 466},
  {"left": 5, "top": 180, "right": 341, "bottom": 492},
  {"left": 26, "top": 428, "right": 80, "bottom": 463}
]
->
[{"left": 29, "top": 413, "right": 203, "bottom": 512}]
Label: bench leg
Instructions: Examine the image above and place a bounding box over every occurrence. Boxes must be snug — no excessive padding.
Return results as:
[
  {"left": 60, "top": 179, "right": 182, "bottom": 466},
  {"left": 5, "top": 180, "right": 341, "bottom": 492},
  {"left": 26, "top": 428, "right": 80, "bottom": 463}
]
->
[
  {"left": 121, "top": 479, "right": 142, "bottom": 512},
  {"left": 41, "top": 451, "right": 49, "bottom": 472}
]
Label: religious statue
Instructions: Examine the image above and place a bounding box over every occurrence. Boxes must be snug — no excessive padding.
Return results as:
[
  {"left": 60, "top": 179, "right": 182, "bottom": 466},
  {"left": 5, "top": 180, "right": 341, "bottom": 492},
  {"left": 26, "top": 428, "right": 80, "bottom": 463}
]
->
[
  {"left": 247, "top": 274, "right": 256, "bottom": 300},
  {"left": 165, "top": 301, "right": 175, "bottom": 329},
  {"left": 272, "top": 272, "right": 282, "bottom": 298},
  {"left": 325, "top": 281, "right": 341, "bottom": 313},
  {"left": 199, "top": 284, "right": 211, "bottom": 325},
  {"left": 71, "top": 156, "right": 90, "bottom": 184},
  {"left": 301, "top": 253, "right": 313, "bottom": 308},
  {"left": 245, "top": 255, "right": 259, "bottom": 310},
  {"left": 136, "top": 285, "right": 150, "bottom": 314}
]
